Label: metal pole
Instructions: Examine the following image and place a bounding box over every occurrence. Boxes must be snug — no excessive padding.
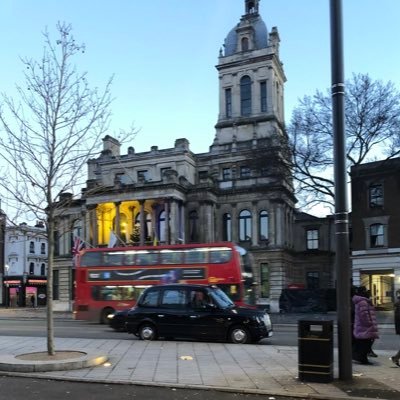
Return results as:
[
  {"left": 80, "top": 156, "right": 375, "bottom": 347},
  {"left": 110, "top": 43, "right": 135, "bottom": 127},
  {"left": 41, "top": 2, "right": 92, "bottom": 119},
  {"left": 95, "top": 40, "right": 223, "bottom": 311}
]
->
[{"left": 330, "top": 0, "right": 352, "bottom": 380}]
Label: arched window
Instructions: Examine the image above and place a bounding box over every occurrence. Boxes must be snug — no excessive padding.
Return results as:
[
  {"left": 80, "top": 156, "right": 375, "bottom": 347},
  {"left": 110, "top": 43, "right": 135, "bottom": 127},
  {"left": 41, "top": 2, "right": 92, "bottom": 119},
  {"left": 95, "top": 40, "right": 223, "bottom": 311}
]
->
[
  {"left": 40, "top": 243, "right": 46, "bottom": 254},
  {"left": 239, "top": 209, "right": 252, "bottom": 241},
  {"left": 222, "top": 213, "right": 232, "bottom": 241},
  {"left": 241, "top": 37, "right": 249, "bottom": 51},
  {"left": 259, "top": 210, "right": 268, "bottom": 240},
  {"left": 189, "top": 210, "right": 198, "bottom": 242},
  {"left": 370, "top": 223, "right": 384, "bottom": 247},
  {"left": 240, "top": 76, "right": 252, "bottom": 116},
  {"left": 40, "top": 263, "right": 46, "bottom": 276},
  {"left": 29, "top": 241, "right": 35, "bottom": 254},
  {"left": 29, "top": 262, "right": 35, "bottom": 275}
]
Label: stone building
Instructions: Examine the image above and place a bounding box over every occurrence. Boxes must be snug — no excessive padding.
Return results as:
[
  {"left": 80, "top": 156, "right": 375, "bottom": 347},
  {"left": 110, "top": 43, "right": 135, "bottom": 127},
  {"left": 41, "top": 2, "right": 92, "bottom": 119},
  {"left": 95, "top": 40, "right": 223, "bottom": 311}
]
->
[{"left": 52, "top": 0, "right": 336, "bottom": 312}]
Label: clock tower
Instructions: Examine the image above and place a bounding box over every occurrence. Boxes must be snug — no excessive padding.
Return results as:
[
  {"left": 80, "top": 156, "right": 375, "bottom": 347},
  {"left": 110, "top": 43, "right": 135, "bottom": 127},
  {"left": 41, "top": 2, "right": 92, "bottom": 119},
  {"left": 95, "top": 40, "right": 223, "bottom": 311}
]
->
[{"left": 213, "top": 0, "right": 286, "bottom": 148}]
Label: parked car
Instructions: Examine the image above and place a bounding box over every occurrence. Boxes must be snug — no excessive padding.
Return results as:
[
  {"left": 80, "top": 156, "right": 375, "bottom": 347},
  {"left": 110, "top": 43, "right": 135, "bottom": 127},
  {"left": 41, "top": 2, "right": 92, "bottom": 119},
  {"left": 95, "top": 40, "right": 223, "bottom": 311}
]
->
[
  {"left": 107, "top": 309, "right": 129, "bottom": 331},
  {"left": 125, "top": 283, "right": 273, "bottom": 344}
]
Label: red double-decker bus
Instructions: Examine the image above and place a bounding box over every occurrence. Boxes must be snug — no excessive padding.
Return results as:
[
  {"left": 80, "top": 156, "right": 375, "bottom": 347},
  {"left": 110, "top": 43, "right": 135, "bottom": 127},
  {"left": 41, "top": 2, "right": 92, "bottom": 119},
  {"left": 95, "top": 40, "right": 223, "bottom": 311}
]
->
[{"left": 73, "top": 242, "right": 255, "bottom": 323}]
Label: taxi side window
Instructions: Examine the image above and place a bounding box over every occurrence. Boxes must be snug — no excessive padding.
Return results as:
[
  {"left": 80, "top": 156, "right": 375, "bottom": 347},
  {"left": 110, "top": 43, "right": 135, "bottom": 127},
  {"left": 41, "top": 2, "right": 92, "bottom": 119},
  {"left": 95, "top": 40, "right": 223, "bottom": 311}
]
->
[
  {"left": 140, "top": 290, "right": 159, "bottom": 307},
  {"left": 160, "top": 289, "right": 187, "bottom": 309},
  {"left": 190, "top": 290, "right": 211, "bottom": 309}
]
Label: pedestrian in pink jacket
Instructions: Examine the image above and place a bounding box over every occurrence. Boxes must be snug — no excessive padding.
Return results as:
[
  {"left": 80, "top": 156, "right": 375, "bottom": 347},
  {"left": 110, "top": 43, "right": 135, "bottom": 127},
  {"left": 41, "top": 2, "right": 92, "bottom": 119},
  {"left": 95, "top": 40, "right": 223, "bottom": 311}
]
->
[{"left": 352, "top": 286, "right": 379, "bottom": 365}]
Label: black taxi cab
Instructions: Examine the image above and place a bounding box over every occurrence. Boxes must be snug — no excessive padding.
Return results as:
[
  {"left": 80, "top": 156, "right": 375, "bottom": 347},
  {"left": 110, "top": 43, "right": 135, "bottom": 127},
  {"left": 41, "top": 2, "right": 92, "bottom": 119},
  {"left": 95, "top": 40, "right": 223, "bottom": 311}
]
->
[{"left": 124, "top": 284, "right": 273, "bottom": 344}]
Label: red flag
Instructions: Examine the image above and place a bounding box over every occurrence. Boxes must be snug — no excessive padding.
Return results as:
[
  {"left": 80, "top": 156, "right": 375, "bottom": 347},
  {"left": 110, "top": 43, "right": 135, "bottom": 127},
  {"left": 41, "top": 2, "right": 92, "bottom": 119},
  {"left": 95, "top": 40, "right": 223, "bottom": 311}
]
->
[{"left": 72, "top": 236, "right": 85, "bottom": 256}]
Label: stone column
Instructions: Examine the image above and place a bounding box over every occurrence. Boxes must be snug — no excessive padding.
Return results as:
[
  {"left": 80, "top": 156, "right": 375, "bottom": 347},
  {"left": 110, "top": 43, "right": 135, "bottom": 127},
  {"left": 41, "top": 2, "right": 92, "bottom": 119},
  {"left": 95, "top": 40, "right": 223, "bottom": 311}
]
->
[
  {"left": 170, "top": 198, "right": 178, "bottom": 244},
  {"left": 114, "top": 202, "right": 121, "bottom": 244},
  {"left": 276, "top": 204, "right": 283, "bottom": 246},
  {"left": 128, "top": 205, "right": 135, "bottom": 243},
  {"left": 151, "top": 203, "right": 157, "bottom": 243},
  {"left": 164, "top": 198, "right": 170, "bottom": 244},
  {"left": 269, "top": 203, "right": 276, "bottom": 246},
  {"left": 139, "top": 200, "right": 145, "bottom": 245},
  {"left": 87, "top": 205, "right": 98, "bottom": 246},
  {"left": 179, "top": 201, "right": 186, "bottom": 243},
  {"left": 231, "top": 204, "right": 238, "bottom": 243},
  {"left": 251, "top": 201, "right": 258, "bottom": 246}
]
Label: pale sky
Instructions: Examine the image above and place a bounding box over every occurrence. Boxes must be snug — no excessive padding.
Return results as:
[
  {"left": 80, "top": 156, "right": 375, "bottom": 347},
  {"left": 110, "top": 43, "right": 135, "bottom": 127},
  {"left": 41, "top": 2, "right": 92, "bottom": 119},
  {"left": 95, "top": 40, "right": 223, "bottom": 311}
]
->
[{"left": 1, "top": 0, "right": 399, "bottom": 218}]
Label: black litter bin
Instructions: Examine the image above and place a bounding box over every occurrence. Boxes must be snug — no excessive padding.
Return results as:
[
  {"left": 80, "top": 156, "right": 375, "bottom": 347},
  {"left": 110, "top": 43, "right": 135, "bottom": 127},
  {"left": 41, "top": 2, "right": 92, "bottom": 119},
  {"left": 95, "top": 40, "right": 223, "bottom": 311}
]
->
[{"left": 298, "top": 320, "right": 333, "bottom": 383}]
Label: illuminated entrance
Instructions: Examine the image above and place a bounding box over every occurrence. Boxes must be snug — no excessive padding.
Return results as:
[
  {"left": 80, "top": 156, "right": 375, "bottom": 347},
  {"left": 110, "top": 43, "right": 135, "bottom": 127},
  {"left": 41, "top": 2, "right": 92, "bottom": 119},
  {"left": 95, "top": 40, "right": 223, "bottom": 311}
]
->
[{"left": 359, "top": 270, "right": 394, "bottom": 309}]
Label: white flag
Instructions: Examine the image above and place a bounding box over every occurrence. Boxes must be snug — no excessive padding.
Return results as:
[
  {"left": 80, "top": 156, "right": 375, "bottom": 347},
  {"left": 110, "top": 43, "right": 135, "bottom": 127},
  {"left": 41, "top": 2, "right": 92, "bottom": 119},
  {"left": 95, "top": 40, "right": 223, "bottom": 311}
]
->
[{"left": 108, "top": 231, "right": 118, "bottom": 248}]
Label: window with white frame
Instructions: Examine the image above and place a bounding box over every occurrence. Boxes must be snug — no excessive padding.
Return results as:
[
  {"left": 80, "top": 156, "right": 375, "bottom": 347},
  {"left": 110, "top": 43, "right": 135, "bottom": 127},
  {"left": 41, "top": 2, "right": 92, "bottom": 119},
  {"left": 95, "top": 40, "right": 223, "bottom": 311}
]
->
[
  {"left": 222, "top": 168, "right": 232, "bottom": 181},
  {"left": 370, "top": 223, "right": 384, "bottom": 247},
  {"left": 306, "top": 229, "right": 319, "bottom": 250},
  {"left": 369, "top": 184, "right": 383, "bottom": 207}
]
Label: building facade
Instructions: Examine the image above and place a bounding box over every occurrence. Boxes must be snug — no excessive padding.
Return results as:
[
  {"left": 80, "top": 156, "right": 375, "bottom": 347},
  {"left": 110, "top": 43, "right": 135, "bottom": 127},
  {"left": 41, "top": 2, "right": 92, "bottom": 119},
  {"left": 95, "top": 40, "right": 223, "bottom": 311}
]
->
[
  {"left": 1, "top": 222, "right": 48, "bottom": 307},
  {"left": 53, "top": 0, "right": 336, "bottom": 312},
  {"left": 351, "top": 158, "right": 400, "bottom": 309}
]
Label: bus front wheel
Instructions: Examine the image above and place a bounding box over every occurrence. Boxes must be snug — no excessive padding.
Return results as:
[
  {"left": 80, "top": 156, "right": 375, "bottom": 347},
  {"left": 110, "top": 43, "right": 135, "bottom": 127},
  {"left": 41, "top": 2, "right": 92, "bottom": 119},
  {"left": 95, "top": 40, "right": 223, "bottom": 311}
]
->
[
  {"left": 100, "top": 307, "right": 115, "bottom": 325},
  {"left": 138, "top": 323, "right": 158, "bottom": 341}
]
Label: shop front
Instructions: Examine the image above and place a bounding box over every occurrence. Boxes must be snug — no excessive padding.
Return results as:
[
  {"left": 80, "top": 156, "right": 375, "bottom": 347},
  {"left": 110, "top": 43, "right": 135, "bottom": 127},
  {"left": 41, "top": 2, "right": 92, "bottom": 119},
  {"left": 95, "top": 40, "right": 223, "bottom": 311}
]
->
[{"left": 2, "top": 276, "right": 47, "bottom": 307}]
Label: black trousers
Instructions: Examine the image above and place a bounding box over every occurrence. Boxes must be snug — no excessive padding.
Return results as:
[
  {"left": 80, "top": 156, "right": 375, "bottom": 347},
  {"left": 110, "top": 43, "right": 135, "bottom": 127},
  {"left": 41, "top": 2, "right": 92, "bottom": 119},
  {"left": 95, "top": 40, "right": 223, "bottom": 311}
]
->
[{"left": 352, "top": 338, "right": 371, "bottom": 362}]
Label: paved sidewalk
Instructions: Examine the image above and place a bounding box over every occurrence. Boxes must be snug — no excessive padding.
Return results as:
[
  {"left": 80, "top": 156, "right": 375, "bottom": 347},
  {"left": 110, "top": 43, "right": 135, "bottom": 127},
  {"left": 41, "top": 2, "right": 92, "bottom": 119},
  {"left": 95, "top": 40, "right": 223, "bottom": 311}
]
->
[{"left": 1, "top": 307, "right": 399, "bottom": 399}]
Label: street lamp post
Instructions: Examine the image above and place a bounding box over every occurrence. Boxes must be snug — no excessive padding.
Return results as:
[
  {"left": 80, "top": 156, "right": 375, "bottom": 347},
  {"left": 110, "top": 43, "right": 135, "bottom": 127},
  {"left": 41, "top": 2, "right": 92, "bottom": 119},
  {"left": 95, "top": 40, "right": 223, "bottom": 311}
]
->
[{"left": 330, "top": 0, "right": 352, "bottom": 380}]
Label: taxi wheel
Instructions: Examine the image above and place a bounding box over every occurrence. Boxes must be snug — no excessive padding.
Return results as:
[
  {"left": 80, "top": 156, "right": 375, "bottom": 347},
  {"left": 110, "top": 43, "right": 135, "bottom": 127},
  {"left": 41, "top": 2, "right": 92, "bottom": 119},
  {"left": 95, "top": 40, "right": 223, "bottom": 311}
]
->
[
  {"left": 229, "top": 326, "right": 251, "bottom": 344},
  {"left": 139, "top": 323, "right": 158, "bottom": 341}
]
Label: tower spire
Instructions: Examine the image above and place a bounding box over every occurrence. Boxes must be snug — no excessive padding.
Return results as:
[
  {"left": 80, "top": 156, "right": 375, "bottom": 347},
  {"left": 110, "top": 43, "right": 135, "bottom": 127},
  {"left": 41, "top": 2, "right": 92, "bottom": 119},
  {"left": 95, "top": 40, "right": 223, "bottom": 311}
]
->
[{"left": 245, "top": 0, "right": 259, "bottom": 15}]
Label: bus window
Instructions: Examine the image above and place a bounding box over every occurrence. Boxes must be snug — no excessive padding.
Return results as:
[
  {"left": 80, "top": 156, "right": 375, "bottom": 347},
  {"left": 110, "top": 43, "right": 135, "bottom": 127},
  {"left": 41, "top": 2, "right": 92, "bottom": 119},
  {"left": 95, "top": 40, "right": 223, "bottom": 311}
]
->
[
  {"left": 103, "top": 252, "right": 124, "bottom": 266},
  {"left": 80, "top": 252, "right": 103, "bottom": 267},
  {"left": 209, "top": 249, "right": 232, "bottom": 263},
  {"left": 91, "top": 285, "right": 145, "bottom": 301},
  {"left": 160, "top": 250, "right": 183, "bottom": 264},
  {"left": 184, "top": 249, "right": 207, "bottom": 264},
  {"left": 136, "top": 251, "right": 158, "bottom": 265}
]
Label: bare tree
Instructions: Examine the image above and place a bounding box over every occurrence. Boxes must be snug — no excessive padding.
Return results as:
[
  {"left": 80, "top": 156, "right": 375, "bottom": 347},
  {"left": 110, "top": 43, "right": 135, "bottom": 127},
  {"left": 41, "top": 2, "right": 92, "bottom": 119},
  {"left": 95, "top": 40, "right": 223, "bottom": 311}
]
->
[
  {"left": 0, "top": 22, "right": 127, "bottom": 355},
  {"left": 288, "top": 73, "right": 400, "bottom": 212}
]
